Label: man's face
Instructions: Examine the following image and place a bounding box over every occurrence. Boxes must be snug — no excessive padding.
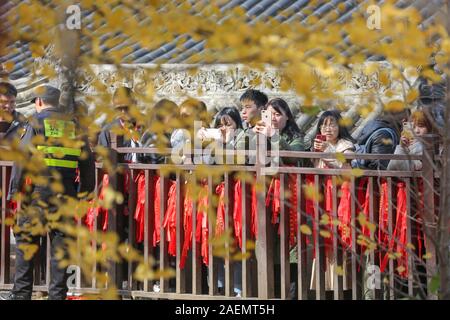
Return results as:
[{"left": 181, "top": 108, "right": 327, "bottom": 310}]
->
[
  {"left": 0, "top": 94, "right": 16, "bottom": 115},
  {"left": 240, "top": 99, "right": 260, "bottom": 125},
  {"left": 116, "top": 106, "right": 131, "bottom": 121}
]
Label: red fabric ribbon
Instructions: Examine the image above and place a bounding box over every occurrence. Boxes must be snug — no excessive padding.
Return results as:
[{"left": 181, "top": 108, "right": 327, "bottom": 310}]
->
[
  {"left": 214, "top": 179, "right": 244, "bottom": 248},
  {"left": 337, "top": 181, "right": 352, "bottom": 249},
  {"left": 84, "top": 173, "right": 109, "bottom": 232},
  {"left": 265, "top": 174, "right": 298, "bottom": 247},
  {"left": 180, "top": 187, "right": 194, "bottom": 269},
  {"left": 381, "top": 181, "right": 408, "bottom": 278},
  {"left": 197, "top": 183, "right": 209, "bottom": 266},
  {"left": 215, "top": 183, "right": 225, "bottom": 237},
  {"left": 323, "top": 176, "right": 334, "bottom": 258},
  {"left": 163, "top": 181, "right": 177, "bottom": 257},
  {"left": 233, "top": 180, "right": 243, "bottom": 249},
  {"left": 378, "top": 179, "right": 390, "bottom": 263},
  {"left": 134, "top": 172, "right": 146, "bottom": 243},
  {"left": 133, "top": 172, "right": 161, "bottom": 246},
  {"left": 179, "top": 181, "right": 210, "bottom": 269},
  {"left": 356, "top": 177, "right": 371, "bottom": 253}
]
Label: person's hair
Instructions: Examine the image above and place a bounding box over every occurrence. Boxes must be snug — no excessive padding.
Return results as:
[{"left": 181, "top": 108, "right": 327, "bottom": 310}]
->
[
  {"left": 265, "top": 98, "right": 302, "bottom": 138},
  {"left": 179, "top": 98, "right": 209, "bottom": 123},
  {"left": 380, "top": 108, "right": 411, "bottom": 134},
  {"left": 239, "top": 89, "right": 268, "bottom": 109},
  {"left": 39, "top": 96, "right": 58, "bottom": 108},
  {"left": 411, "top": 110, "right": 433, "bottom": 133},
  {"left": 0, "top": 82, "right": 17, "bottom": 98},
  {"left": 152, "top": 99, "right": 178, "bottom": 122},
  {"left": 316, "top": 109, "right": 355, "bottom": 143},
  {"left": 112, "top": 86, "right": 135, "bottom": 107},
  {"left": 213, "top": 107, "right": 243, "bottom": 129}
]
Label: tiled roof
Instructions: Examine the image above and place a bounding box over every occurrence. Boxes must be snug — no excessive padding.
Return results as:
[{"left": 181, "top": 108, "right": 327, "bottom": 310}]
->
[
  {"left": 0, "top": 0, "right": 445, "bottom": 79},
  {"left": 0, "top": 0, "right": 445, "bottom": 141}
]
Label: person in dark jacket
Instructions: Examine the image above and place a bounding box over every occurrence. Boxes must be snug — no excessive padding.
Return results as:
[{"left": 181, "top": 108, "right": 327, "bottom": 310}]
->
[
  {"left": 97, "top": 86, "right": 141, "bottom": 162},
  {"left": 0, "top": 82, "right": 26, "bottom": 224},
  {"left": 0, "top": 82, "right": 26, "bottom": 143},
  {"left": 352, "top": 109, "right": 409, "bottom": 170},
  {"left": 0, "top": 85, "right": 95, "bottom": 300}
]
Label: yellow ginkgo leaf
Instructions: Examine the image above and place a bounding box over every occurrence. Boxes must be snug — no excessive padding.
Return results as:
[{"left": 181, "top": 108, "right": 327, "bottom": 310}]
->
[
  {"left": 319, "top": 230, "right": 331, "bottom": 239},
  {"left": 18, "top": 244, "right": 39, "bottom": 261},
  {"left": 385, "top": 100, "right": 405, "bottom": 113},
  {"left": 406, "top": 89, "right": 419, "bottom": 103},
  {"left": 422, "top": 69, "right": 443, "bottom": 83},
  {"left": 2, "top": 61, "right": 15, "bottom": 72},
  {"left": 351, "top": 168, "right": 364, "bottom": 177},
  {"left": 300, "top": 224, "right": 312, "bottom": 235},
  {"left": 379, "top": 71, "right": 391, "bottom": 87},
  {"left": 396, "top": 266, "right": 406, "bottom": 274},
  {"left": 334, "top": 152, "right": 346, "bottom": 164},
  {"left": 245, "top": 240, "right": 256, "bottom": 250},
  {"left": 422, "top": 253, "right": 433, "bottom": 260}
]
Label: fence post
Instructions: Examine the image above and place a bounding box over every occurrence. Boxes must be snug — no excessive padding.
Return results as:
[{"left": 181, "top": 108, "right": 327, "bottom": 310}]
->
[
  {"left": 255, "top": 134, "right": 274, "bottom": 299},
  {"left": 0, "top": 165, "right": 11, "bottom": 285},
  {"left": 421, "top": 134, "right": 439, "bottom": 300},
  {"left": 108, "top": 132, "right": 122, "bottom": 290}
]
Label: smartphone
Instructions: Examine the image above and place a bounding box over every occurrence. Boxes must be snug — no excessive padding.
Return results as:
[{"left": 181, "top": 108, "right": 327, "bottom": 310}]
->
[
  {"left": 403, "top": 122, "right": 413, "bottom": 132},
  {"left": 203, "top": 128, "right": 222, "bottom": 140},
  {"left": 316, "top": 134, "right": 326, "bottom": 142},
  {"left": 402, "top": 122, "right": 413, "bottom": 140},
  {"left": 261, "top": 109, "right": 272, "bottom": 127},
  {"left": 314, "top": 134, "right": 326, "bottom": 151}
]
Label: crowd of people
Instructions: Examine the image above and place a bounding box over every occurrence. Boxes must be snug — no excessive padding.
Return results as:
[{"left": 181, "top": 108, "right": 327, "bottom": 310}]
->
[{"left": 0, "top": 80, "right": 441, "bottom": 299}]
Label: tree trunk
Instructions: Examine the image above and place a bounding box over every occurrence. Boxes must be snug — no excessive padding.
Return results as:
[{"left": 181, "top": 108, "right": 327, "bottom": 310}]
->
[{"left": 438, "top": 0, "right": 450, "bottom": 301}]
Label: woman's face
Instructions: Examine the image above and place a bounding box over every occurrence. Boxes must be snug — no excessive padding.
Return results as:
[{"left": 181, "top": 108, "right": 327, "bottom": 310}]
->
[
  {"left": 218, "top": 115, "right": 237, "bottom": 131},
  {"left": 180, "top": 106, "right": 198, "bottom": 130},
  {"left": 320, "top": 117, "right": 339, "bottom": 143},
  {"left": 267, "top": 105, "right": 288, "bottom": 131},
  {"left": 414, "top": 122, "right": 429, "bottom": 136}
]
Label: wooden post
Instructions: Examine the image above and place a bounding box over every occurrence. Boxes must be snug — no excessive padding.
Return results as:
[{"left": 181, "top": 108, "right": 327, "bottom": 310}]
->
[
  {"left": 108, "top": 132, "right": 121, "bottom": 289},
  {"left": 255, "top": 134, "right": 274, "bottom": 299},
  {"left": 421, "top": 134, "right": 438, "bottom": 299},
  {"left": 441, "top": 0, "right": 450, "bottom": 300},
  {"left": 297, "top": 174, "right": 308, "bottom": 300},
  {"left": 0, "top": 165, "right": 11, "bottom": 285}
]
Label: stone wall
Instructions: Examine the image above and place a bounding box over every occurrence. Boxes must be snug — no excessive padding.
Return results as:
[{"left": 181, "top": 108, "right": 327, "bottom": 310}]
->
[{"left": 5, "top": 59, "right": 417, "bottom": 143}]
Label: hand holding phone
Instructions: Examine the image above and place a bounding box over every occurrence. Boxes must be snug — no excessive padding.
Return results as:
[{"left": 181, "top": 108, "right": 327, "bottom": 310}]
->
[
  {"left": 314, "top": 134, "right": 327, "bottom": 151},
  {"left": 261, "top": 109, "right": 272, "bottom": 127},
  {"left": 402, "top": 122, "right": 413, "bottom": 138},
  {"left": 401, "top": 122, "right": 413, "bottom": 147}
]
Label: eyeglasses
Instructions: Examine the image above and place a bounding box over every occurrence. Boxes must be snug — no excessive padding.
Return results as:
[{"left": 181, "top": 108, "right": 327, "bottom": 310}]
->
[{"left": 321, "top": 123, "right": 338, "bottom": 130}]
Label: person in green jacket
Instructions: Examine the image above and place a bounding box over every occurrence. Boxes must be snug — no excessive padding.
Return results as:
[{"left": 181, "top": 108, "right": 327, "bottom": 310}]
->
[{"left": 253, "top": 98, "right": 306, "bottom": 167}]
